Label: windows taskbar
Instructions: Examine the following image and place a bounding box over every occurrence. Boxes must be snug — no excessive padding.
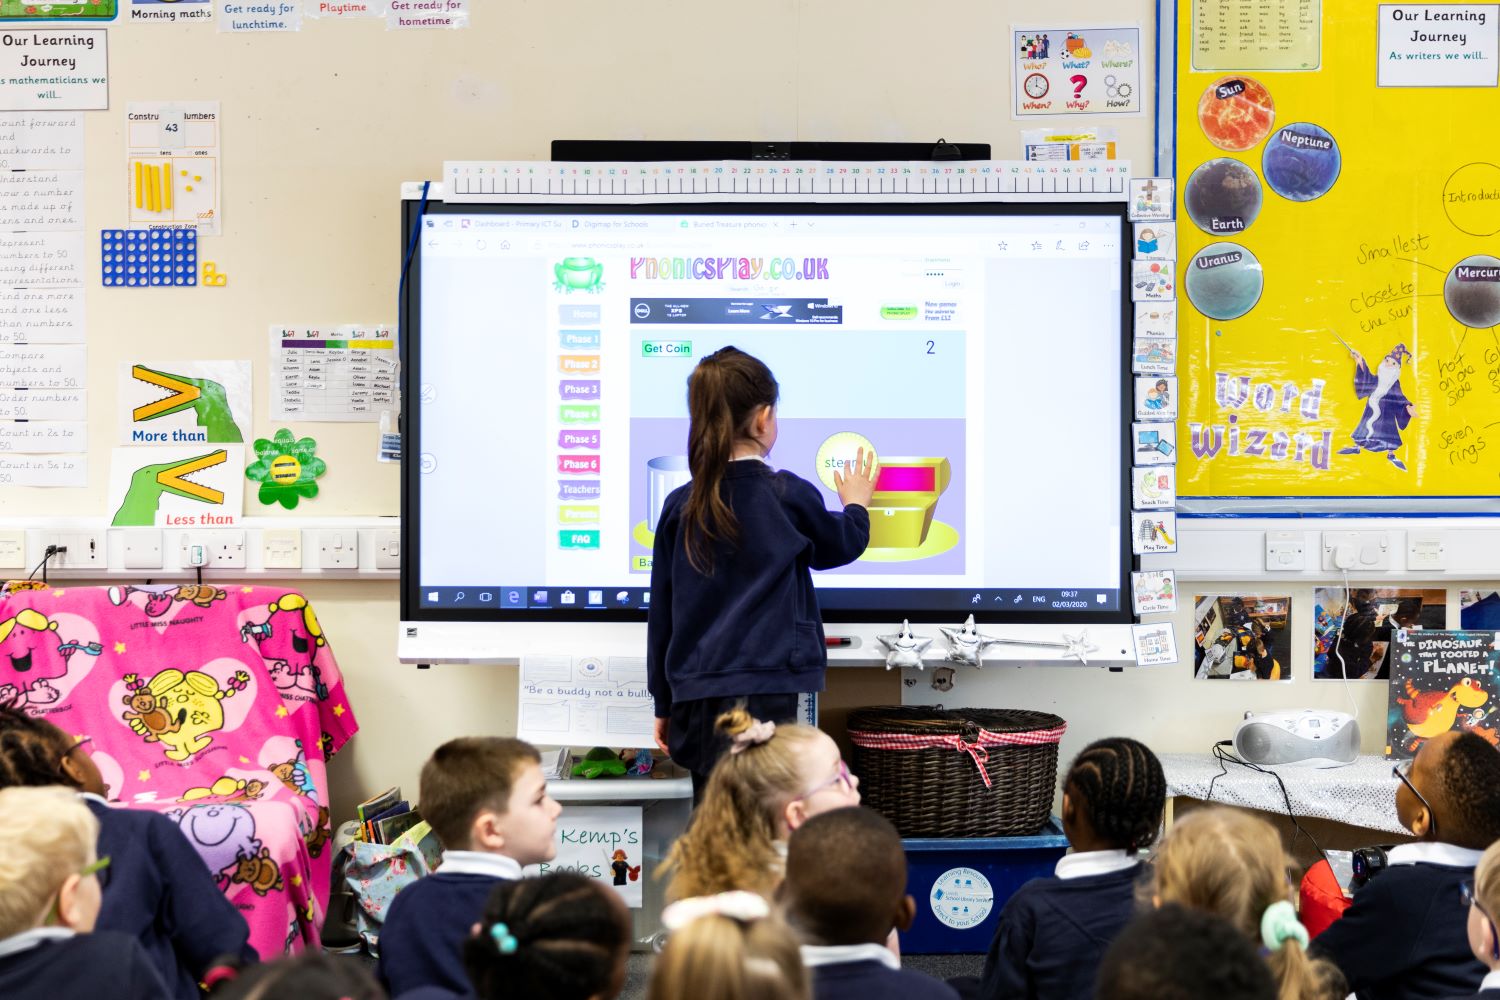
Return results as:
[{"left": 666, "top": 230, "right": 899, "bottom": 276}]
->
[{"left": 418, "top": 586, "right": 1123, "bottom": 613}]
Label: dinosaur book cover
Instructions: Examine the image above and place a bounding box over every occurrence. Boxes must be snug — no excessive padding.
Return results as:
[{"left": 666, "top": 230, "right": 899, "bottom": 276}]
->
[{"left": 1386, "top": 629, "right": 1499, "bottom": 759}]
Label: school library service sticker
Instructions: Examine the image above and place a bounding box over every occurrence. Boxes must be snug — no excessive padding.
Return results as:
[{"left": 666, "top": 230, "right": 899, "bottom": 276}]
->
[
  {"left": 1186, "top": 243, "right": 1264, "bottom": 321},
  {"left": 1444, "top": 255, "right": 1500, "bottom": 329},
  {"left": 930, "top": 866, "right": 994, "bottom": 930},
  {"left": 1197, "top": 76, "right": 1276, "bottom": 152},
  {"left": 1262, "top": 123, "right": 1342, "bottom": 202},
  {"left": 1184, "top": 158, "right": 1264, "bottom": 236}
]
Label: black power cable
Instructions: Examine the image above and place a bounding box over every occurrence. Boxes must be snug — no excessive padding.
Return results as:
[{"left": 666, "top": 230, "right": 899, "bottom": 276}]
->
[{"left": 1204, "top": 740, "right": 1329, "bottom": 869}]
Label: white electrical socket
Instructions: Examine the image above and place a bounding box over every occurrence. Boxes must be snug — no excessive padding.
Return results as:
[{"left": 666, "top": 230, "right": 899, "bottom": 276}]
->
[
  {"left": 374, "top": 528, "right": 401, "bottom": 570},
  {"left": 1321, "top": 530, "right": 1391, "bottom": 572},
  {"left": 40, "top": 531, "right": 105, "bottom": 569},
  {"left": 179, "top": 531, "right": 246, "bottom": 569},
  {"left": 120, "top": 529, "right": 164, "bottom": 570},
  {"left": 1407, "top": 531, "right": 1447, "bottom": 571},
  {"left": 0, "top": 530, "right": 24, "bottom": 571},
  {"left": 1264, "top": 530, "right": 1305, "bottom": 571},
  {"left": 262, "top": 529, "right": 302, "bottom": 570},
  {"left": 318, "top": 530, "right": 359, "bottom": 569}
]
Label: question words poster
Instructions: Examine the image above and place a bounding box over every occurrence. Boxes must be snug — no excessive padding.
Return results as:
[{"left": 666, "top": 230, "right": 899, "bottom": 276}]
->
[{"left": 1012, "top": 24, "right": 1143, "bottom": 117}]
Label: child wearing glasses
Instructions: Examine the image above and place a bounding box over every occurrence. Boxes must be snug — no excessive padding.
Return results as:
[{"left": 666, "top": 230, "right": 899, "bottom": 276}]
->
[
  {"left": 0, "top": 786, "right": 168, "bottom": 999},
  {"left": 1456, "top": 840, "right": 1500, "bottom": 999},
  {"left": 1312, "top": 731, "right": 1500, "bottom": 1000},
  {"left": 0, "top": 707, "right": 253, "bottom": 998},
  {"left": 662, "top": 706, "right": 860, "bottom": 901},
  {"left": 963, "top": 738, "right": 1165, "bottom": 1000}
]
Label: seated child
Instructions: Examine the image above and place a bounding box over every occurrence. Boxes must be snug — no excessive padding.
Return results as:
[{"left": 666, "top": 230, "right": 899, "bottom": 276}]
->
[
  {"left": 461, "top": 871, "right": 632, "bottom": 1000},
  {"left": 204, "top": 951, "right": 385, "bottom": 999},
  {"left": 1155, "top": 806, "right": 1345, "bottom": 1000},
  {"left": 0, "top": 707, "right": 254, "bottom": 998},
  {"left": 975, "top": 736, "right": 1163, "bottom": 1000},
  {"left": 1313, "top": 731, "right": 1500, "bottom": 1000},
  {"left": 0, "top": 786, "right": 169, "bottom": 1000},
  {"left": 1095, "top": 903, "right": 1276, "bottom": 1000},
  {"left": 649, "top": 892, "right": 808, "bottom": 1000},
  {"left": 378, "top": 736, "right": 562, "bottom": 998},
  {"left": 782, "top": 806, "right": 957, "bottom": 1000},
  {"left": 664, "top": 706, "right": 860, "bottom": 900},
  {"left": 1454, "top": 839, "right": 1500, "bottom": 1000}
]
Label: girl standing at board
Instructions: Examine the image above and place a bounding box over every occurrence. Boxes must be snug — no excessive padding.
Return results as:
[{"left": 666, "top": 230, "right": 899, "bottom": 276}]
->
[{"left": 646, "top": 346, "right": 875, "bottom": 799}]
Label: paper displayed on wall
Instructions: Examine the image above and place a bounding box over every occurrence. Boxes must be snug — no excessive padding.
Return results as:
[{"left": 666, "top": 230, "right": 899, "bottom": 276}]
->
[
  {"left": 0, "top": 419, "right": 83, "bottom": 453},
  {"left": 1, "top": 343, "right": 85, "bottom": 387},
  {"left": 270, "top": 325, "right": 398, "bottom": 422},
  {"left": 1386, "top": 629, "right": 1500, "bottom": 758},
  {"left": 1132, "top": 336, "right": 1176, "bottom": 375},
  {"left": 517, "top": 655, "right": 655, "bottom": 748},
  {"left": 1135, "top": 376, "right": 1178, "bottom": 420},
  {"left": 1134, "top": 221, "right": 1175, "bottom": 260},
  {"left": 1132, "top": 422, "right": 1176, "bottom": 464},
  {"left": 1377, "top": 4, "right": 1500, "bottom": 87},
  {"left": 523, "top": 806, "right": 645, "bottom": 909},
  {"left": 218, "top": 0, "right": 302, "bottom": 31},
  {"left": 1132, "top": 570, "right": 1177, "bottom": 614},
  {"left": 0, "top": 232, "right": 86, "bottom": 286},
  {"left": 0, "top": 113, "right": 83, "bottom": 171},
  {"left": 1131, "top": 464, "right": 1177, "bottom": 509},
  {"left": 1132, "top": 622, "right": 1179, "bottom": 666},
  {"left": 1193, "top": 594, "right": 1292, "bottom": 680},
  {"left": 1128, "top": 177, "right": 1173, "bottom": 221},
  {"left": 245, "top": 428, "right": 326, "bottom": 510},
  {"left": 0, "top": 2, "right": 117, "bottom": 19},
  {"left": 0, "top": 171, "right": 83, "bottom": 231},
  {"left": 1131, "top": 260, "right": 1176, "bottom": 301},
  {"left": 130, "top": 0, "right": 214, "bottom": 25},
  {"left": 118, "top": 361, "right": 250, "bottom": 445},
  {"left": 305, "top": 1, "right": 380, "bottom": 16},
  {"left": 0, "top": 29, "right": 107, "bottom": 111},
  {"left": 1012, "top": 24, "right": 1141, "bottom": 117},
  {"left": 126, "top": 102, "right": 222, "bottom": 235},
  {"left": 107, "top": 444, "right": 244, "bottom": 526},
  {"left": 0, "top": 453, "right": 84, "bottom": 486},
  {"left": 1131, "top": 510, "right": 1177, "bottom": 553},
  {"left": 387, "top": 0, "right": 468, "bottom": 29},
  {"left": 1314, "top": 586, "right": 1447, "bottom": 680},
  {"left": 0, "top": 387, "right": 84, "bottom": 420},
  {"left": 0, "top": 288, "right": 84, "bottom": 345},
  {"left": 1192, "top": 0, "right": 1321, "bottom": 71},
  {"left": 1134, "top": 302, "right": 1176, "bottom": 338}
]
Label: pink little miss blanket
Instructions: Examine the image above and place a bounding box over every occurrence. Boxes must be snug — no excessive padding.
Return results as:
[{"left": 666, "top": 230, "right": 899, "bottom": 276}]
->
[{"left": 0, "top": 582, "right": 359, "bottom": 959}]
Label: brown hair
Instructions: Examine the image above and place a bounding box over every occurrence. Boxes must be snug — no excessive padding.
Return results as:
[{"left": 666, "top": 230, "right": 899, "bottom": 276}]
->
[
  {"left": 419, "top": 737, "right": 541, "bottom": 851},
  {"left": 662, "top": 707, "right": 823, "bottom": 900},
  {"left": 1153, "top": 808, "right": 1344, "bottom": 1000},
  {"left": 681, "top": 346, "right": 779, "bottom": 573},
  {"left": 0, "top": 786, "right": 98, "bottom": 938},
  {"left": 647, "top": 912, "right": 808, "bottom": 1000}
]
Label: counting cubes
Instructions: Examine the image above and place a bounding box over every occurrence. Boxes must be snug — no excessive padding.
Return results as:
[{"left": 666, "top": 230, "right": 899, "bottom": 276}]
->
[{"left": 101, "top": 228, "right": 198, "bottom": 287}]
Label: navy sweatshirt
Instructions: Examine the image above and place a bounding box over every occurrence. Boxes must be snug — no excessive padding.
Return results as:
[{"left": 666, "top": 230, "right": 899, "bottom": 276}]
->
[
  {"left": 1312, "top": 860, "right": 1486, "bottom": 1000},
  {"left": 813, "top": 960, "right": 960, "bottom": 1000},
  {"left": 976, "top": 863, "right": 1142, "bottom": 1000},
  {"left": 647, "top": 460, "right": 870, "bottom": 716},
  {"left": 0, "top": 930, "right": 169, "bottom": 1000},
  {"left": 378, "top": 872, "right": 501, "bottom": 997},
  {"left": 85, "top": 796, "right": 255, "bottom": 998}
]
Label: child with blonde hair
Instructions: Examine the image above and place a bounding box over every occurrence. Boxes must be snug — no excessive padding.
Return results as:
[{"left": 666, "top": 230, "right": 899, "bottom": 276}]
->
[
  {"left": 648, "top": 891, "right": 809, "bottom": 1000},
  {"left": 0, "top": 786, "right": 169, "bottom": 999},
  {"left": 1152, "top": 807, "right": 1344, "bottom": 1000},
  {"left": 1455, "top": 839, "right": 1500, "bottom": 999},
  {"left": 662, "top": 706, "right": 860, "bottom": 901}
]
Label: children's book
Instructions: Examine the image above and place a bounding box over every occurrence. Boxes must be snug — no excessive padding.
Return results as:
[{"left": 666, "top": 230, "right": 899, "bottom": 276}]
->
[
  {"left": 1386, "top": 629, "right": 1500, "bottom": 759},
  {"left": 356, "top": 786, "right": 401, "bottom": 824},
  {"left": 377, "top": 808, "right": 424, "bottom": 846}
]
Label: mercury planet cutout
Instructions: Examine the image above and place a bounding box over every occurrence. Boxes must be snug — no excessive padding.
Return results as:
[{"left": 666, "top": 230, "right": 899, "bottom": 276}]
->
[
  {"left": 1262, "top": 123, "right": 1342, "bottom": 202},
  {"left": 1186, "top": 242, "right": 1264, "bottom": 321},
  {"left": 1197, "top": 76, "right": 1276, "bottom": 152},
  {"left": 1184, "top": 158, "right": 1264, "bottom": 236},
  {"left": 1444, "top": 255, "right": 1500, "bottom": 329}
]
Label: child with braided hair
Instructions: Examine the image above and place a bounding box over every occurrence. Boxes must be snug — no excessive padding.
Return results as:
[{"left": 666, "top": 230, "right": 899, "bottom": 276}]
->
[
  {"left": 454, "top": 872, "right": 632, "bottom": 1000},
  {"left": 970, "top": 737, "right": 1165, "bottom": 1000},
  {"left": 0, "top": 707, "right": 254, "bottom": 999}
]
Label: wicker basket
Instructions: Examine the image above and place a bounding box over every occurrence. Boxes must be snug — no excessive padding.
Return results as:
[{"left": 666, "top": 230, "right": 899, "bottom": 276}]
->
[{"left": 848, "top": 705, "right": 1066, "bottom": 838}]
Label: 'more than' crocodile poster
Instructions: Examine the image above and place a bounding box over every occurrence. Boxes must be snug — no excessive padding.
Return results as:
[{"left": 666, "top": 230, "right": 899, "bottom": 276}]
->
[{"left": 118, "top": 361, "right": 250, "bottom": 445}]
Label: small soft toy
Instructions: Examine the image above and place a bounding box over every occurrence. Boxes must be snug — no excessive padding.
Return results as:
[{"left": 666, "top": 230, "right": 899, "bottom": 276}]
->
[
  {"left": 877, "top": 620, "right": 934, "bottom": 670},
  {"left": 572, "top": 747, "right": 627, "bottom": 779},
  {"left": 623, "top": 747, "right": 654, "bottom": 776},
  {"left": 940, "top": 614, "right": 1003, "bottom": 667}
]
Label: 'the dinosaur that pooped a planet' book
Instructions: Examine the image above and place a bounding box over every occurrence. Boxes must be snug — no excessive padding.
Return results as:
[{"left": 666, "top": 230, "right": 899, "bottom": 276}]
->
[{"left": 1386, "top": 629, "right": 1500, "bottom": 759}]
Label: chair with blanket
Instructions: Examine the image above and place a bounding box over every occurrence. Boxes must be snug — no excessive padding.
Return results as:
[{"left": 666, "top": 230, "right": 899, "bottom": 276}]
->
[{"left": 0, "top": 581, "right": 359, "bottom": 959}]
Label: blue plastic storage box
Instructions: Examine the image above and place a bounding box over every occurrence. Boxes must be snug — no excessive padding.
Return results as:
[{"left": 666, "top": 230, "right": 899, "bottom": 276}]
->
[{"left": 901, "top": 820, "right": 1069, "bottom": 954}]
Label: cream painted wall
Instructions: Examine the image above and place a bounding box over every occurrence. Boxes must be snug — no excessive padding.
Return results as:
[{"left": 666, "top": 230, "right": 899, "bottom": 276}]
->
[{"left": 9, "top": 0, "right": 1174, "bottom": 818}]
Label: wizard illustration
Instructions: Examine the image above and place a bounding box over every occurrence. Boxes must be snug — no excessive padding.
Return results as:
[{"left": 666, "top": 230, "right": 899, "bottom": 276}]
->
[{"left": 1335, "top": 337, "right": 1415, "bottom": 471}]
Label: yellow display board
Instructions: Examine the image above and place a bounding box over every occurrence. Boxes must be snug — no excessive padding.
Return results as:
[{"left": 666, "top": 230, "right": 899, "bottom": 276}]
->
[{"left": 1176, "top": 0, "right": 1500, "bottom": 499}]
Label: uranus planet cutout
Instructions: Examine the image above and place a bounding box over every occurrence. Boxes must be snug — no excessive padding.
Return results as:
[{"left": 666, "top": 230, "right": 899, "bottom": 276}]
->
[{"left": 1186, "top": 243, "right": 1264, "bottom": 321}]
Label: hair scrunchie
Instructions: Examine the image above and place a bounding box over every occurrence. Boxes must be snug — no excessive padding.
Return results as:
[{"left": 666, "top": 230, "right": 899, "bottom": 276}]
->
[
  {"left": 490, "top": 921, "right": 519, "bottom": 955},
  {"left": 1260, "top": 899, "right": 1309, "bottom": 952},
  {"left": 661, "top": 891, "right": 770, "bottom": 931},
  {"left": 729, "top": 719, "right": 776, "bottom": 754}
]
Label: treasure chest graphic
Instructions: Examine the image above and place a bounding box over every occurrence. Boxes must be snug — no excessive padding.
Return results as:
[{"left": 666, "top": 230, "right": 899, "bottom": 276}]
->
[{"left": 867, "top": 457, "right": 951, "bottom": 548}]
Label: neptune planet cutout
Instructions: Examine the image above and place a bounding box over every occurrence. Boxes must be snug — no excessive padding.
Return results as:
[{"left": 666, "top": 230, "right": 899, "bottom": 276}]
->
[{"left": 1262, "top": 123, "right": 1341, "bottom": 202}]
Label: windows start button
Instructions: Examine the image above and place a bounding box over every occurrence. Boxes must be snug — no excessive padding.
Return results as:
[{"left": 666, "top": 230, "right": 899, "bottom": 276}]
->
[{"left": 641, "top": 340, "right": 693, "bottom": 357}]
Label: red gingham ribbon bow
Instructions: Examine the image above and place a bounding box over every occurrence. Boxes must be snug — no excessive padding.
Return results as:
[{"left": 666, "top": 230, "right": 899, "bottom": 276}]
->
[{"left": 848, "top": 723, "right": 1067, "bottom": 789}]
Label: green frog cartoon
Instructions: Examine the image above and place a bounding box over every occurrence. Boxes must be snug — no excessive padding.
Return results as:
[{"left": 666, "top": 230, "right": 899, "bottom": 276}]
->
[{"left": 554, "top": 257, "right": 604, "bottom": 293}]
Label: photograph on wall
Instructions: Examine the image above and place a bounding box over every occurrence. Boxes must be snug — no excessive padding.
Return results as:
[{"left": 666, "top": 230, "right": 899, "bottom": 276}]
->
[
  {"left": 1192, "top": 593, "right": 1291, "bottom": 680},
  {"left": 1313, "top": 586, "right": 1446, "bottom": 680},
  {"left": 1460, "top": 590, "right": 1500, "bottom": 630},
  {"left": 1386, "top": 629, "right": 1500, "bottom": 759}
]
